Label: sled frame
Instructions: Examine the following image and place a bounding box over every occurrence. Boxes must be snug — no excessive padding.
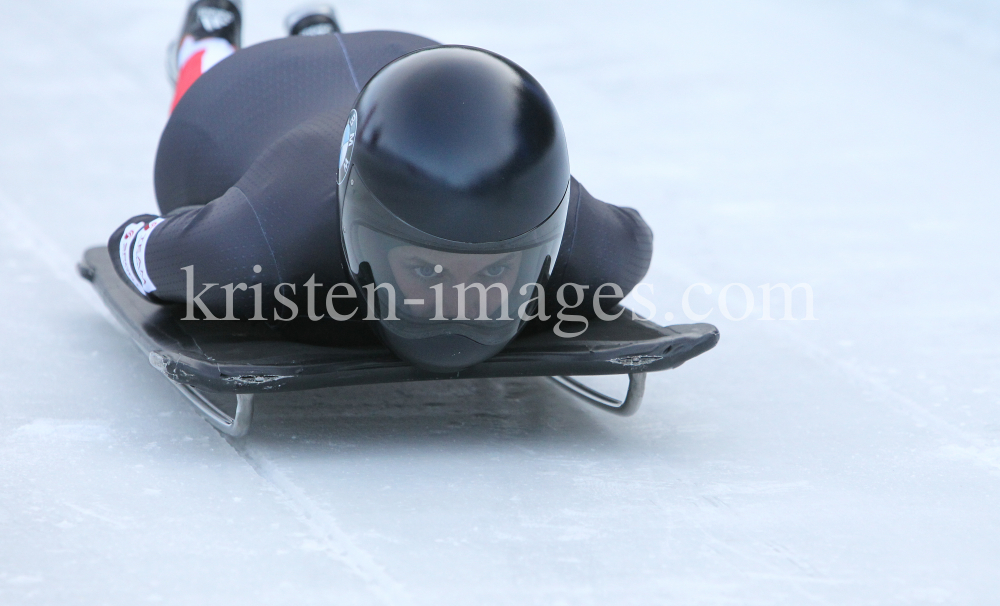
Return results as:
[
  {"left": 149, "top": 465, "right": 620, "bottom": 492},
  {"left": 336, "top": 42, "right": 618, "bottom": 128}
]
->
[
  {"left": 172, "top": 382, "right": 255, "bottom": 438},
  {"left": 79, "top": 246, "right": 719, "bottom": 438},
  {"left": 175, "top": 373, "right": 645, "bottom": 438},
  {"left": 550, "top": 374, "right": 646, "bottom": 417}
]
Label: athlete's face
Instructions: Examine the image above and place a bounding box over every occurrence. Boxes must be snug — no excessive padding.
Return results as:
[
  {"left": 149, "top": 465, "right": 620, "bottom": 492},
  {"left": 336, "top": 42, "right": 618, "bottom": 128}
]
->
[{"left": 387, "top": 246, "right": 523, "bottom": 319}]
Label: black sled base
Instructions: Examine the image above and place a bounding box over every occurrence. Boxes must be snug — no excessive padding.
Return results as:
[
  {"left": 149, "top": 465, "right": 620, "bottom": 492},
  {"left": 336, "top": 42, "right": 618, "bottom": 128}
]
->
[{"left": 79, "top": 247, "right": 719, "bottom": 437}]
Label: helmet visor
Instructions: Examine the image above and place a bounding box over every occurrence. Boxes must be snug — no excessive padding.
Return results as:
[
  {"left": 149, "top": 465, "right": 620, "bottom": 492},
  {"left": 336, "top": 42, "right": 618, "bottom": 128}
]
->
[{"left": 341, "top": 167, "right": 569, "bottom": 346}]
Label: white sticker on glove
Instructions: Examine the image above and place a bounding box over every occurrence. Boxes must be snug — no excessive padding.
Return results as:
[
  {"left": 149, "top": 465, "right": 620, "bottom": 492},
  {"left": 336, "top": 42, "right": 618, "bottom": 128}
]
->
[
  {"left": 132, "top": 217, "right": 165, "bottom": 293},
  {"left": 118, "top": 221, "right": 146, "bottom": 292}
]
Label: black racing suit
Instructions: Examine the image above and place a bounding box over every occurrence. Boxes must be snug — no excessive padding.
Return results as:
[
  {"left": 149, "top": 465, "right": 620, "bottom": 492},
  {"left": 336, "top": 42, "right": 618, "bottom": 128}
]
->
[{"left": 109, "top": 31, "right": 653, "bottom": 322}]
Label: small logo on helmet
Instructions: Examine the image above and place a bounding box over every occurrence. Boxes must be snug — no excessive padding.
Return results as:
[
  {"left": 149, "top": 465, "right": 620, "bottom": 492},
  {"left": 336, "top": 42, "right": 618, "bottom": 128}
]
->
[{"left": 338, "top": 109, "right": 358, "bottom": 184}]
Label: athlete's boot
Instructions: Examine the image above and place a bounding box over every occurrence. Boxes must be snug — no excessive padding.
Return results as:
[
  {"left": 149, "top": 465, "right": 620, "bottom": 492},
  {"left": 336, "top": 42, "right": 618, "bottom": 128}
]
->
[
  {"left": 167, "top": 0, "right": 243, "bottom": 84},
  {"left": 285, "top": 4, "right": 340, "bottom": 37}
]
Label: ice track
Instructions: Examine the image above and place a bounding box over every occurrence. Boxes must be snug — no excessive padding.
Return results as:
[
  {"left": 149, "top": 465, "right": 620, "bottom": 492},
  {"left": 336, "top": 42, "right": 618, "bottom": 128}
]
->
[{"left": 2, "top": 0, "right": 1000, "bottom": 604}]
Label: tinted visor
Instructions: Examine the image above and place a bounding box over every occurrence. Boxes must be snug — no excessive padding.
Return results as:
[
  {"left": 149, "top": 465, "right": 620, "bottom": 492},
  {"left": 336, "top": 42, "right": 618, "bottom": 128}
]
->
[{"left": 341, "top": 167, "right": 569, "bottom": 346}]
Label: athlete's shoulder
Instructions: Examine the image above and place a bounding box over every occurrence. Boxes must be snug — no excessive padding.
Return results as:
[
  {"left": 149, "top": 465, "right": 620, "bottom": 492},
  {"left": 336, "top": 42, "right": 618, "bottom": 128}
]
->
[
  {"left": 203, "top": 30, "right": 437, "bottom": 85},
  {"left": 337, "top": 30, "right": 439, "bottom": 50},
  {"left": 334, "top": 30, "right": 439, "bottom": 81},
  {"left": 237, "top": 29, "right": 437, "bottom": 60}
]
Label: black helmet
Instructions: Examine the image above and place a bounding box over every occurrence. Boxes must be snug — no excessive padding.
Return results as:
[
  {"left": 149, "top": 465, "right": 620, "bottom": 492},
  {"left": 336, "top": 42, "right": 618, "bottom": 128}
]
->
[{"left": 338, "top": 45, "right": 571, "bottom": 373}]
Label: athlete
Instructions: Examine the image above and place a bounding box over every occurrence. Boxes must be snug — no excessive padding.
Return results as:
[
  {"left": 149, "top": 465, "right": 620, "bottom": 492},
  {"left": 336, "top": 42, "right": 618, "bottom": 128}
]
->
[{"left": 110, "top": 0, "right": 653, "bottom": 372}]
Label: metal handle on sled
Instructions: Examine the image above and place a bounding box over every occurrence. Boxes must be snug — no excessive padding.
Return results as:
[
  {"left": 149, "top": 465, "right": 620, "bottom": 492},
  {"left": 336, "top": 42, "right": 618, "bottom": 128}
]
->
[
  {"left": 550, "top": 373, "right": 646, "bottom": 416},
  {"left": 172, "top": 383, "right": 255, "bottom": 438}
]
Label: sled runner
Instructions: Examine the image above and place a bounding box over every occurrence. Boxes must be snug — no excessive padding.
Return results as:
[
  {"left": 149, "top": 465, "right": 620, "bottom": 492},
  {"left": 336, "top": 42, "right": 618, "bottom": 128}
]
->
[{"left": 79, "top": 247, "right": 719, "bottom": 437}]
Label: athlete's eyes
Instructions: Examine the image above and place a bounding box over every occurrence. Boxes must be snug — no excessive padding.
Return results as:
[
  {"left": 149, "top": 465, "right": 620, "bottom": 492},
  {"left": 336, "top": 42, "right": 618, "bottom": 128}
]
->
[
  {"left": 413, "top": 265, "right": 437, "bottom": 278},
  {"left": 482, "top": 264, "right": 508, "bottom": 278}
]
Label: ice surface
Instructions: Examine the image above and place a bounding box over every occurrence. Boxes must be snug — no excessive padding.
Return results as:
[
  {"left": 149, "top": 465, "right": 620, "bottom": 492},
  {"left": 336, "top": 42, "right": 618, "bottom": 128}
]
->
[{"left": 2, "top": 0, "right": 1000, "bottom": 604}]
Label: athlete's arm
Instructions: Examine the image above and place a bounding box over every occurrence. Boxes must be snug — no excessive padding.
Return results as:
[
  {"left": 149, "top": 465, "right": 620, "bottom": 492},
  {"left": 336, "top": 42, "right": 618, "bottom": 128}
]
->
[
  {"left": 547, "top": 178, "right": 654, "bottom": 316},
  {"left": 105, "top": 187, "right": 291, "bottom": 316},
  {"left": 108, "top": 214, "right": 170, "bottom": 302},
  {"left": 106, "top": 124, "right": 348, "bottom": 316}
]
